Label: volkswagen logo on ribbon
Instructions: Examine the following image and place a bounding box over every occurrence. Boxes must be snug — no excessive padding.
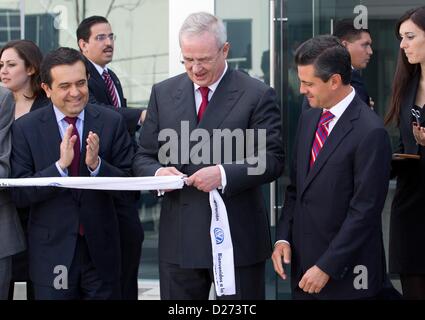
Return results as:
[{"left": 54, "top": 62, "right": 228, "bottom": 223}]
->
[{"left": 214, "top": 228, "right": 224, "bottom": 244}]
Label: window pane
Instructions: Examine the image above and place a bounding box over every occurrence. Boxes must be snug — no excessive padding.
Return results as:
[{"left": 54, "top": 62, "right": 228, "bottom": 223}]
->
[
  {"left": 0, "top": 31, "right": 8, "bottom": 42},
  {"left": 9, "top": 14, "right": 20, "bottom": 27}
]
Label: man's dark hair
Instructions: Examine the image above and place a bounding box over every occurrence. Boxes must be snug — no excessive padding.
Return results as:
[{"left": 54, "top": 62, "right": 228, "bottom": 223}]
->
[
  {"left": 294, "top": 35, "right": 351, "bottom": 85},
  {"left": 40, "top": 47, "right": 89, "bottom": 87},
  {"left": 333, "top": 19, "right": 370, "bottom": 42},
  {"left": 76, "top": 15, "right": 109, "bottom": 44}
]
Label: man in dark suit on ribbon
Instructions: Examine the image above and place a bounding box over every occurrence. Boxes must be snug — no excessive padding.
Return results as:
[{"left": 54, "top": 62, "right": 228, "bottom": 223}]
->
[
  {"left": 133, "top": 12, "right": 284, "bottom": 300},
  {"left": 76, "top": 16, "right": 144, "bottom": 300},
  {"left": 11, "top": 47, "right": 134, "bottom": 299},
  {"left": 272, "top": 35, "right": 392, "bottom": 299}
]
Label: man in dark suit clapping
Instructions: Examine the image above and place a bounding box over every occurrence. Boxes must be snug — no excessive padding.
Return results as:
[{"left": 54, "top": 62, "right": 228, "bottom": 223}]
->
[{"left": 11, "top": 48, "right": 134, "bottom": 299}]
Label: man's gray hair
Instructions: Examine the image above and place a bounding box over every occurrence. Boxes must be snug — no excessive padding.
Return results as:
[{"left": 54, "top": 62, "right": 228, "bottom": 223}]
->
[{"left": 179, "top": 12, "right": 227, "bottom": 48}]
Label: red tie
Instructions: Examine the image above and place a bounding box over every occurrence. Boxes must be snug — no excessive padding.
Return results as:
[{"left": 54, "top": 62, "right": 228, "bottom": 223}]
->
[
  {"left": 103, "top": 70, "right": 119, "bottom": 108},
  {"left": 63, "top": 116, "right": 84, "bottom": 236},
  {"left": 310, "top": 111, "right": 335, "bottom": 167},
  {"left": 64, "top": 117, "right": 80, "bottom": 176},
  {"left": 197, "top": 87, "right": 210, "bottom": 122}
]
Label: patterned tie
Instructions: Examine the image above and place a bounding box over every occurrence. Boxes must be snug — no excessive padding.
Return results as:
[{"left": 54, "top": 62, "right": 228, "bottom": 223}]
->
[
  {"left": 63, "top": 116, "right": 84, "bottom": 236},
  {"left": 102, "top": 69, "right": 119, "bottom": 108},
  {"left": 197, "top": 87, "right": 210, "bottom": 122},
  {"left": 310, "top": 110, "right": 335, "bottom": 167}
]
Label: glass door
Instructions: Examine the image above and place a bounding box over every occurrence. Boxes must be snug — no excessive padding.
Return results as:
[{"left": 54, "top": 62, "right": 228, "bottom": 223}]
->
[{"left": 273, "top": 0, "right": 425, "bottom": 299}]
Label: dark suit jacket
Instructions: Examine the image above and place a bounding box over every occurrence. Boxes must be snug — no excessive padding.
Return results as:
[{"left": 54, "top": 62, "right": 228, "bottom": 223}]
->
[
  {"left": 86, "top": 59, "right": 143, "bottom": 135},
  {"left": 29, "top": 92, "right": 49, "bottom": 112},
  {"left": 10, "top": 103, "right": 134, "bottom": 286},
  {"left": 133, "top": 69, "right": 284, "bottom": 268},
  {"left": 351, "top": 69, "right": 370, "bottom": 106},
  {"left": 277, "top": 95, "right": 391, "bottom": 299},
  {"left": 389, "top": 73, "right": 425, "bottom": 273},
  {"left": 302, "top": 69, "right": 371, "bottom": 110}
]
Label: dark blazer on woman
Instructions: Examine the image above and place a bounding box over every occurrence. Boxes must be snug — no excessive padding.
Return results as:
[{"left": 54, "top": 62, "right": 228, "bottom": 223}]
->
[{"left": 389, "top": 73, "right": 425, "bottom": 274}]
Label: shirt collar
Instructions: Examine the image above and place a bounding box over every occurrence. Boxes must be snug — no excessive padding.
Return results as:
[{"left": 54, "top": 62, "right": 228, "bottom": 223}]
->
[
  {"left": 53, "top": 105, "right": 85, "bottom": 122},
  {"left": 88, "top": 59, "right": 109, "bottom": 77},
  {"left": 326, "top": 87, "right": 356, "bottom": 119},
  {"left": 193, "top": 61, "right": 228, "bottom": 94}
]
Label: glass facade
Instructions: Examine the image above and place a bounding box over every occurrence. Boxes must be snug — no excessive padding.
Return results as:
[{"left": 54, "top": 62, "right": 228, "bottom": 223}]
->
[
  {"left": 1, "top": 0, "right": 425, "bottom": 299},
  {"left": 17, "top": 0, "right": 168, "bottom": 105}
]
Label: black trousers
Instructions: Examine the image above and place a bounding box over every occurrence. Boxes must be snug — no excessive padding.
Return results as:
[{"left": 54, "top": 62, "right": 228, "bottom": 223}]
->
[
  {"left": 400, "top": 274, "right": 425, "bottom": 300},
  {"left": 159, "top": 260, "right": 265, "bottom": 300},
  {"left": 33, "top": 236, "right": 120, "bottom": 300},
  {"left": 116, "top": 197, "right": 144, "bottom": 300}
]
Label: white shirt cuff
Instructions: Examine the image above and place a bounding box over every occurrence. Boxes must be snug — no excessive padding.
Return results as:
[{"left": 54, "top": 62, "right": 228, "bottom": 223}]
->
[
  {"left": 56, "top": 161, "right": 68, "bottom": 177},
  {"left": 87, "top": 157, "right": 101, "bottom": 176},
  {"left": 217, "top": 164, "right": 227, "bottom": 192},
  {"left": 274, "top": 240, "right": 290, "bottom": 247},
  {"left": 155, "top": 167, "right": 165, "bottom": 196}
]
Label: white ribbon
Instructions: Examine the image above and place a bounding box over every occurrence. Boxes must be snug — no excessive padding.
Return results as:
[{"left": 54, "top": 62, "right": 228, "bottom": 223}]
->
[
  {"left": 1, "top": 176, "right": 236, "bottom": 295},
  {"left": 209, "top": 189, "right": 236, "bottom": 296},
  {"left": 0, "top": 176, "right": 185, "bottom": 191}
]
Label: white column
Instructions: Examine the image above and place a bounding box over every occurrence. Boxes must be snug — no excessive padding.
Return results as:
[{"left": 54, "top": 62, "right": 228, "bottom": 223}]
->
[
  {"left": 169, "top": 0, "right": 215, "bottom": 77},
  {"left": 20, "top": 0, "right": 25, "bottom": 39}
]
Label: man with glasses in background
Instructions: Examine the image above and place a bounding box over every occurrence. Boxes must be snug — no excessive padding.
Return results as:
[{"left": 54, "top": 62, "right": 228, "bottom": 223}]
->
[
  {"left": 77, "top": 16, "right": 144, "bottom": 300},
  {"left": 133, "top": 12, "right": 284, "bottom": 300}
]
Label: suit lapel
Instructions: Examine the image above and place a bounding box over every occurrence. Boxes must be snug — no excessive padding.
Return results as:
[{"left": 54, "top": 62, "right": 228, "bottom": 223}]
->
[
  {"left": 197, "top": 69, "right": 242, "bottom": 130},
  {"left": 401, "top": 73, "right": 419, "bottom": 124},
  {"left": 171, "top": 75, "right": 197, "bottom": 167},
  {"left": 87, "top": 60, "right": 114, "bottom": 106},
  {"left": 189, "top": 69, "right": 243, "bottom": 159},
  {"left": 39, "top": 104, "right": 62, "bottom": 162},
  {"left": 300, "top": 98, "right": 360, "bottom": 196},
  {"left": 298, "top": 109, "right": 321, "bottom": 185},
  {"left": 80, "top": 105, "right": 103, "bottom": 176},
  {"left": 109, "top": 70, "right": 126, "bottom": 107},
  {"left": 172, "top": 74, "right": 198, "bottom": 128}
]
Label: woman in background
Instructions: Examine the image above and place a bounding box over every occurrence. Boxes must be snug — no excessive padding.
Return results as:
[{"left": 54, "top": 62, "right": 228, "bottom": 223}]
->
[
  {"left": 385, "top": 6, "right": 425, "bottom": 299},
  {"left": 0, "top": 39, "right": 48, "bottom": 300},
  {"left": 0, "top": 86, "right": 26, "bottom": 300},
  {"left": 0, "top": 40, "right": 47, "bottom": 117}
]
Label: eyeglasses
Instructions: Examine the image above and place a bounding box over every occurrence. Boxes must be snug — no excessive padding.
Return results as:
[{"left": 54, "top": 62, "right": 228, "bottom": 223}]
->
[
  {"left": 94, "top": 33, "right": 116, "bottom": 42},
  {"left": 180, "top": 46, "right": 223, "bottom": 67}
]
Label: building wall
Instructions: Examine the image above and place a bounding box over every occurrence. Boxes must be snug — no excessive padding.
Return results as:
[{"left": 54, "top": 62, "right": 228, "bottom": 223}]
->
[
  {"left": 23, "top": 0, "right": 169, "bottom": 106},
  {"left": 216, "top": 0, "right": 269, "bottom": 80}
]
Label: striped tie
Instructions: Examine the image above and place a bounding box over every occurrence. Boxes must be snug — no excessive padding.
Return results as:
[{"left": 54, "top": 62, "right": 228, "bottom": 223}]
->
[
  {"left": 102, "top": 69, "right": 119, "bottom": 108},
  {"left": 310, "top": 110, "right": 335, "bottom": 167}
]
